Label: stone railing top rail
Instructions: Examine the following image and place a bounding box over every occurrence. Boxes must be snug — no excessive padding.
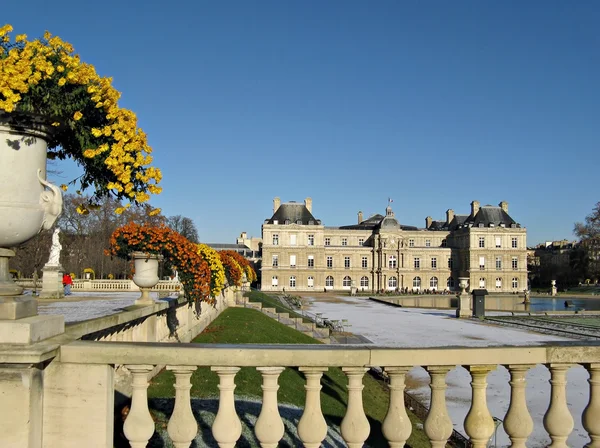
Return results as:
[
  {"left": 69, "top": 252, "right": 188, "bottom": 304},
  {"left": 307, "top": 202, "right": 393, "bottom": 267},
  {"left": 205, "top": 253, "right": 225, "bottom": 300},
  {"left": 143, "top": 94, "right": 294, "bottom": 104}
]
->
[{"left": 60, "top": 340, "right": 600, "bottom": 367}]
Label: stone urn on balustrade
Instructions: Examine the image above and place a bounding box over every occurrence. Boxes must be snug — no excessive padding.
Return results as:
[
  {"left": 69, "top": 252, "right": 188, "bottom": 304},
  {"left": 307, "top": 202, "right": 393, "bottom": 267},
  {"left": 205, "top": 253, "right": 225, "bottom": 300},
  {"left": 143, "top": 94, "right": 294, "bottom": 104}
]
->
[
  {"left": 0, "top": 114, "right": 64, "bottom": 343},
  {"left": 456, "top": 277, "right": 471, "bottom": 319},
  {"left": 131, "top": 252, "right": 162, "bottom": 306}
]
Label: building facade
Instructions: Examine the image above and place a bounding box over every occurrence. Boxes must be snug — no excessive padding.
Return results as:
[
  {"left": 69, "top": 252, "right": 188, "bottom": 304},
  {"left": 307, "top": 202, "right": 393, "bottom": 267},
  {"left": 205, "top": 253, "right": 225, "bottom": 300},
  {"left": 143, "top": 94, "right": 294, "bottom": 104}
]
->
[{"left": 261, "top": 197, "right": 528, "bottom": 293}]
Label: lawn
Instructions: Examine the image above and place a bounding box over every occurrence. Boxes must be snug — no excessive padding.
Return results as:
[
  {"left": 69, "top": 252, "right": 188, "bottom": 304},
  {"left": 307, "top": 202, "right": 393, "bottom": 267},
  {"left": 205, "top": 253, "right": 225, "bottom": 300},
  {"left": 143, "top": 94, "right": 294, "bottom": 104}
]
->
[{"left": 142, "top": 307, "right": 430, "bottom": 448}]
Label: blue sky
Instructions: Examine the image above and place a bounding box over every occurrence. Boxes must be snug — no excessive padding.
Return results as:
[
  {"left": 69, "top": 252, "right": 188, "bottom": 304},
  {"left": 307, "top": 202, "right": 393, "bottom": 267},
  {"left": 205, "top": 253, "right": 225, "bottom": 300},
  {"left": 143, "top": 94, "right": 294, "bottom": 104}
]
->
[{"left": 5, "top": 0, "right": 599, "bottom": 246}]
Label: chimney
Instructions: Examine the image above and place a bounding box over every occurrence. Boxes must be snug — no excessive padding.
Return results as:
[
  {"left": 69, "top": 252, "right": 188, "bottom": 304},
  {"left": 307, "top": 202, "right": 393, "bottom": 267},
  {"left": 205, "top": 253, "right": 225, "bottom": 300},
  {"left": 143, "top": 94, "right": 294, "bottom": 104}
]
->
[
  {"left": 425, "top": 216, "right": 432, "bottom": 229},
  {"left": 358, "top": 211, "right": 363, "bottom": 224},
  {"left": 304, "top": 197, "right": 312, "bottom": 213},
  {"left": 273, "top": 197, "right": 281, "bottom": 213},
  {"left": 471, "top": 200, "right": 480, "bottom": 216},
  {"left": 499, "top": 201, "right": 508, "bottom": 213},
  {"left": 446, "top": 209, "right": 455, "bottom": 225}
]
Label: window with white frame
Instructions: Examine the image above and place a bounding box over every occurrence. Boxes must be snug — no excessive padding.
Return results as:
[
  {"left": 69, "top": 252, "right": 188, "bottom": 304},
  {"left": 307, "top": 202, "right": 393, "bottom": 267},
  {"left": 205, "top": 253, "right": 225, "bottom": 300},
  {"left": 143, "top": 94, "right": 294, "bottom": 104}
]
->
[
  {"left": 272, "top": 234, "right": 279, "bottom": 245},
  {"left": 341, "top": 238, "right": 348, "bottom": 246},
  {"left": 512, "top": 277, "right": 518, "bottom": 289},
  {"left": 307, "top": 234, "right": 314, "bottom": 246},
  {"left": 325, "top": 276, "right": 334, "bottom": 287},
  {"left": 479, "top": 256, "right": 485, "bottom": 270},
  {"left": 413, "top": 276, "right": 421, "bottom": 289},
  {"left": 325, "top": 237, "right": 331, "bottom": 246},
  {"left": 358, "top": 238, "right": 364, "bottom": 246},
  {"left": 430, "top": 276, "right": 438, "bottom": 289},
  {"left": 289, "top": 276, "right": 296, "bottom": 288},
  {"left": 290, "top": 254, "right": 296, "bottom": 268},
  {"left": 448, "top": 257, "right": 453, "bottom": 269},
  {"left": 479, "top": 237, "right": 485, "bottom": 248},
  {"left": 479, "top": 278, "right": 485, "bottom": 288},
  {"left": 290, "top": 234, "right": 297, "bottom": 246},
  {"left": 272, "top": 255, "right": 278, "bottom": 267},
  {"left": 496, "top": 277, "right": 502, "bottom": 289},
  {"left": 431, "top": 257, "right": 437, "bottom": 269},
  {"left": 388, "top": 276, "right": 397, "bottom": 289},
  {"left": 326, "top": 256, "right": 333, "bottom": 268},
  {"left": 360, "top": 276, "right": 369, "bottom": 288},
  {"left": 512, "top": 257, "right": 518, "bottom": 270},
  {"left": 512, "top": 237, "right": 518, "bottom": 248},
  {"left": 343, "top": 276, "right": 352, "bottom": 287},
  {"left": 362, "top": 256, "right": 368, "bottom": 268},
  {"left": 495, "top": 236, "right": 502, "bottom": 248},
  {"left": 414, "top": 257, "right": 420, "bottom": 269},
  {"left": 425, "top": 239, "right": 431, "bottom": 247},
  {"left": 447, "top": 277, "right": 454, "bottom": 288},
  {"left": 496, "top": 256, "right": 502, "bottom": 270},
  {"left": 307, "top": 276, "right": 314, "bottom": 288},
  {"left": 389, "top": 255, "right": 397, "bottom": 268},
  {"left": 409, "top": 239, "right": 414, "bottom": 248},
  {"left": 272, "top": 276, "right": 278, "bottom": 287},
  {"left": 344, "top": 256, "right": 351, "bottom": 269},
  {"left": 307, "top": 255, "right": 314, "bottom": 268}
]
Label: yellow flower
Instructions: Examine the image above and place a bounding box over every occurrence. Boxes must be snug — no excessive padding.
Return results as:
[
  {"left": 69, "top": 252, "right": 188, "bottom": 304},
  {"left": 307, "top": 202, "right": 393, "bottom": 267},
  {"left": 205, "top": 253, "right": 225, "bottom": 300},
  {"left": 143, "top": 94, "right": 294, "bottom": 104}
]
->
[
  {"left": 15, "top": 34, "right": 27, "bottom": 42},
  {"left": 149, "top": 208, "right": 161, "bottom": 216},
  {"left": 58, "top": 78, "right": 66, "bottom": 86},
  {"left": 76, "top": 205, "right": 89, "bottom": 215},
  {"left": 57, "top": 65, "right": 65, "bottom": 72},
  {"left": 51, "top": 122, "right": 61, "bottom": 127},
  {"left": 83, "top": 149, "right": 95, "bottom": 158},
  {"left": 114, "top": 207, "right": 125, "bottom": 215},
  {"left": 73, "top": 111, "right": 82, "bottom": 121},
  {"left": 60, "top": 184, "right": 68, "bottom": 191},
  {"left": 91, "top": 128, "right": 102, "bottom": 137}
]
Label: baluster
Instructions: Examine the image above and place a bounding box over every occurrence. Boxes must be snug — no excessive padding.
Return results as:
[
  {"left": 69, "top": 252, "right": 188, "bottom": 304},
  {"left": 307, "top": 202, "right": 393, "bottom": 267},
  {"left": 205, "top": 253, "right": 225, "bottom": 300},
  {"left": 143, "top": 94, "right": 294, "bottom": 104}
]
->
[
  {"left": 463, "top": 365, "right": 495, "bottom": 448},
  {"left": 503, "top": 364, "right": 534, "bottom": 448},
  {"left": 543, "top": 363, "right": 574, "bottom": 448},
  {"left": 583, "top": 363, "right": 600, "bottom": 448},
  {"left": 382, "top": 367, "right": 412, "bottom": 448},
  {"left": 298, "top": 367, "right": 328, "bottom": 448},
  {"left": 211, "top": 367, "right": 242, "bottom": 448},
  {"left": 255, "top": 367, "right": 285, "bottom": 448},
  {"left": 166, "top": 366, "right": 197, "bottom": 448},
  {"left": 341, "top": 367, "right": 370, "bottom": 448},
  {"left": 123, "top": 364, "right": 155, "bottom": 448},
  {"left": 424, "top": 366, "right": 454, "bottom": 448}
]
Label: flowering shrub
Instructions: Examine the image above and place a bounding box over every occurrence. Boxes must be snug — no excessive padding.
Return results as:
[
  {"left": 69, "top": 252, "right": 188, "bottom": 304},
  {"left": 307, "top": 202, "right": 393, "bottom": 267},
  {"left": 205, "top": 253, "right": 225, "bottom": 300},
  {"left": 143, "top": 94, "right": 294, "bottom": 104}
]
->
[
  {"left": 107, "top": 223, "right": 212, "bottom": 305},
  {"left": 219, "top": 251, "right": 244, "bottom": 287},
  {"left": 0, "top": 25, "right": 162, "bottom": 211},
  {"left": 197, "top": 244, "right": 226, "bottom": 298},
  {"left": 219, "top": 250, "right": 256, "bottom": 286}
]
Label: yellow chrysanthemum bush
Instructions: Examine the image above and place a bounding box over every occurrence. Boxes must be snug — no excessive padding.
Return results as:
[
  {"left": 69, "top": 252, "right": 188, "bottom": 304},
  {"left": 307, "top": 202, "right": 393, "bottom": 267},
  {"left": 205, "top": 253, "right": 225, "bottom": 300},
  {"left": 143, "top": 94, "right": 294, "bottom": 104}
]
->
[
  {"left": 197, "top": 243, "right": 226, "bottom": 298},
  {"left": 0, "top": 25, "right": 162, "bottom": 211}
]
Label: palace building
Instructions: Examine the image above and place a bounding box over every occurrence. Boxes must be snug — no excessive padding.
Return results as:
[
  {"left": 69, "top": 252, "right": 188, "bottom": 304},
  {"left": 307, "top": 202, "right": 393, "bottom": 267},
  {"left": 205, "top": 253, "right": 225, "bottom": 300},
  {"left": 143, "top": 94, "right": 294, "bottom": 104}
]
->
[{"left": 260, "top": 197, "right": 528, "bottom": 293}]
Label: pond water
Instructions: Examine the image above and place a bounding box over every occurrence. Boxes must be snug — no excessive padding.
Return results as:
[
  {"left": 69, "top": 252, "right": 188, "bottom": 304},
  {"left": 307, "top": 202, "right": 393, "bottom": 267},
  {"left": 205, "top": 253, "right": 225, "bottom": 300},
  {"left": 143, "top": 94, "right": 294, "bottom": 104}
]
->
[{"left": 528, "top": 296, "right": 600, "bottom": 312}]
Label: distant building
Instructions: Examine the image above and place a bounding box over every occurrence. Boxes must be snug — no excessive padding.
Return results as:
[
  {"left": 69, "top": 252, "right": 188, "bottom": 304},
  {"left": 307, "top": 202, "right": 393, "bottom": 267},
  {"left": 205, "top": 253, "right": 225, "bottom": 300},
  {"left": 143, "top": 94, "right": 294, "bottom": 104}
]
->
[{"left": 261, "top": 197, "right": 528, "bottom": 293}]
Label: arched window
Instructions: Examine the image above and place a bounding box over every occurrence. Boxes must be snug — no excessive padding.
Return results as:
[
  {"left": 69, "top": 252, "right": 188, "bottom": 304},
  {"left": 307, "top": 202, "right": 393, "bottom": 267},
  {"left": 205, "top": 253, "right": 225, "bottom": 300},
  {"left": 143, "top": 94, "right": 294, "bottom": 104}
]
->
[
  {"left": 388, "top": 276, "right": 397, "bottom": 289},
  {"left": 496, "top": 277, "right": 502, "bottom": 289},
  {"left": 272, "top": 276, "right": 278, "bottom": 287},
  {"left": 325, "top": 276, "right": 334, "bottom": 288},
  {"left": 388, "top": 255, "right": 397, "bottom": 268},
  {"left": 430, "top": 276, "right": 438, "bottom": 290},
  {"left": 447, "top": 277, "right": 454, "bottom": 289},
  {"left": 360, "top": 276, "right": 369, "bottom": 288},
  {"left": 413, "top": 276, "right": 421, "bottom": 290},
  {"left": 479, "top": 278, "right": 486, "bottom": 288},
  {"left": 343, "top": 276, "right": 352, "bottom": 288},
  {"left": 512, "top": 277, "right": 518, "bottom": 289}
]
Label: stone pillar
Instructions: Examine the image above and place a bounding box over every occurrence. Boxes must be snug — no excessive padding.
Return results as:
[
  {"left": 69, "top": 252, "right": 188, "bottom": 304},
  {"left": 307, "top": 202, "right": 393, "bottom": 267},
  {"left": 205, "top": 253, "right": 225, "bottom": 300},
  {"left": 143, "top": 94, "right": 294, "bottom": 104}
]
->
[
  {"left": 551, "top": 280, "right": 557, "bottom": 297},
  {"left": 39, "top": 264, "right": 64, "bottom": 299},
  {"left": 456, "top": 277, "right": 471, "bottom": 318}
]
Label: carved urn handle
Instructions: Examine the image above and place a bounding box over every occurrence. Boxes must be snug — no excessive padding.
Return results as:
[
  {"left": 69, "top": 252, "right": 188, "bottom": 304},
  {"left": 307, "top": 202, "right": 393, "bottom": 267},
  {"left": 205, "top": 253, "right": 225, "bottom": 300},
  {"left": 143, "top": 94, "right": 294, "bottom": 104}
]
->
[{"left": 37, "top": 169, "right": 63, "bottom": 230}]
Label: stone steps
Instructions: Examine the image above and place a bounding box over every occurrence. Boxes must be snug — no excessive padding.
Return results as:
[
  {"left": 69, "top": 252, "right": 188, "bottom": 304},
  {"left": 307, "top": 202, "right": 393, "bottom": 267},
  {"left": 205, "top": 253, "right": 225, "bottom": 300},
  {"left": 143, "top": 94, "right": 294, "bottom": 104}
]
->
[{"left": 240, "top": 299, "right": 330, "bottom": 341}]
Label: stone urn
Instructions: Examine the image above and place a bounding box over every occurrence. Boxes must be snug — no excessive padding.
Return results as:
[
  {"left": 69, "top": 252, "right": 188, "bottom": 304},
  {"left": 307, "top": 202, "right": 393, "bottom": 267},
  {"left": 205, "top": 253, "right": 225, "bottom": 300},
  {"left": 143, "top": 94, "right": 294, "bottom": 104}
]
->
[
  {"left": 0, "top": 115, "right": 62, "bottom": 308},
  {"left": 131, "top": 252, "right": 161, "bottom": 305}
]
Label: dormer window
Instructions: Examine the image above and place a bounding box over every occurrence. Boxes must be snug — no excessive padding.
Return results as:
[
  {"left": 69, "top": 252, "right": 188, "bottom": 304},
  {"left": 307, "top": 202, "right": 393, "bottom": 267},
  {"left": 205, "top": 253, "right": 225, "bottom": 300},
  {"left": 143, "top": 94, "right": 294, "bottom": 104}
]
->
[
  {"left": 478, "top": 223, "right": 484, "bottom": 228},
  {"left": 273, "top": 220, "right": 278, "bottom": 225},
  {"left": 511, "top": 224, "right": 517, "bottom": 228},
  {"left": 296, "top": 220, "right": 302, "bottom": 225},
  {"left": 308, "top": 220, "right": 314, "bottom": 225},
  {"left": 489, "top": 223, "right": 494, "bottom": 228},
  {"left": 285, "top": 219, "right": 290, "bottom": 225},
  {"left": 500, "top": 223, "right": 505, "bottom": 228}
]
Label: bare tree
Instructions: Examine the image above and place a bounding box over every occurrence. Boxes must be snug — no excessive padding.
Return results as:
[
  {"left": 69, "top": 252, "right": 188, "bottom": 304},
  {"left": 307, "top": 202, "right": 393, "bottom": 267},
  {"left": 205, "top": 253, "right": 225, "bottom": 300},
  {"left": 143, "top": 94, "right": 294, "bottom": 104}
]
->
[
  {"left": 167, "top": 215, "right": 199, "bottom": 243},
  {"left": 574, "top": 202, "right": 600, "bottom": 281}
]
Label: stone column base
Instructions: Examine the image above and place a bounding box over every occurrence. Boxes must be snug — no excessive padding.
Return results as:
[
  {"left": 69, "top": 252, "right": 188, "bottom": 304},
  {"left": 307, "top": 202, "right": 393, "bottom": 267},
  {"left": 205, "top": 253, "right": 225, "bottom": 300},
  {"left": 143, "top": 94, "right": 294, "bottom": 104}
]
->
[
  {"left": 456, "top": 294, "right": 472, "bottom": 318},
  {"left": 0, "top": 314, "right": 64, "bottom": 344},
  {"left": 39, "top": 265, "right": 64, "bottom": 300}
]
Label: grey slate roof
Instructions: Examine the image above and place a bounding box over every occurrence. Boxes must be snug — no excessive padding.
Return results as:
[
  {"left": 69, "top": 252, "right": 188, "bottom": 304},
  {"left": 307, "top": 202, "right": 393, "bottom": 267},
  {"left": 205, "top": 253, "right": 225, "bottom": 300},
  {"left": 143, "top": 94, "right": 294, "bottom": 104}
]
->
[
  {"left": 265, "top": 202, "right": 320, "bottom": 225},
  {"left": 467, "top": 206, "right": 518, "bottom": 227},
  {"left": 340, "top": 214, "right": 418, "bottom": 231},
  {"left": 428, "top": 220, "right": 449, "bottom": 231}
]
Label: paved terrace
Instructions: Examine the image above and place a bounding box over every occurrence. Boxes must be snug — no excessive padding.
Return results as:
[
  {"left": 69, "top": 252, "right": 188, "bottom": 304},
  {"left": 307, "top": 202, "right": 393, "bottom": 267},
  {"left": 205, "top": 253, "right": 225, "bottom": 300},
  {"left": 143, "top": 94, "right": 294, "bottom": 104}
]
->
[{"left": 302, "top": 294, "right": 588, "bottom": 447}]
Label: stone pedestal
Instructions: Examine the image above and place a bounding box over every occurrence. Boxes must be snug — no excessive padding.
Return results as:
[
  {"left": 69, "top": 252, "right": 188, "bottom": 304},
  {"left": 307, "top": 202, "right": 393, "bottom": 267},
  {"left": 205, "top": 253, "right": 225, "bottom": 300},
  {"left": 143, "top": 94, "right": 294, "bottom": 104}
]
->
[
  {"left": 39, "top": 264, "right": 64, "bottom": 300},
  {"left": 456, "top": 277, "right": 471, "bottom": 318},
  {"left": 551, "top": 280, "right": 557, "bottom": 297}
]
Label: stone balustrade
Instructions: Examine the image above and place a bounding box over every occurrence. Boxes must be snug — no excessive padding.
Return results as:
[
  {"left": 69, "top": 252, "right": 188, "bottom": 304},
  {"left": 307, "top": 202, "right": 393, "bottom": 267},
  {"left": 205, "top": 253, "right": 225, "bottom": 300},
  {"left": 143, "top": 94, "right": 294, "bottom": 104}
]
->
[
  {"left": 46, "top": 341, "right": 600, "bottom": 448},
  {"left": 16, "top": 277, "right": 182, "bottom": 292}
]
